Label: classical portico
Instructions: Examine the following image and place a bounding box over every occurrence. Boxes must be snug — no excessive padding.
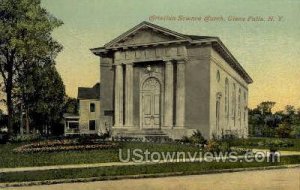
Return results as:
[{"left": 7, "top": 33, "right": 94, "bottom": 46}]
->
[
  {"left": 91, "top": 21, "right": 253, "bottom": 139},
  {"left": 112, "top": 47, "right": 187, "bottom": 130}
]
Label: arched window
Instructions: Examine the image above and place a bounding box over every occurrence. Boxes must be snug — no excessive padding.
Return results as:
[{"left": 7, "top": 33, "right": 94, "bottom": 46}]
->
[{"left": 225, "top": 78, "right": 229, "bottom": 124}]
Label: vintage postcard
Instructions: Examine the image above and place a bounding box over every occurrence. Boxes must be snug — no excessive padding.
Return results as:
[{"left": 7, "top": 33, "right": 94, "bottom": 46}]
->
[{"left": 0, "top": 0, "right": 299, "bottom": 189}]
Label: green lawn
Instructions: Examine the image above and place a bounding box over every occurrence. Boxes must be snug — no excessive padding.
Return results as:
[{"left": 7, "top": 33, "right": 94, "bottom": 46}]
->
[
  {"left": 230, "top": 138, "right": 300, "bottom": 151},
  {"left": 1, "top": 155, "right": 300, "bottom": 183},
  {"left": 0, "top": 142, "right": 201, "bottom": 168}
]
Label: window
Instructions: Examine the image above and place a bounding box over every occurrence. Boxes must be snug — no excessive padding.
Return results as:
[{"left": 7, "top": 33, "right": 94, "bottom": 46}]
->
[
  {"left": 216, "top": 99, "right": 220, "bottom": 131},
  {"left": 68, "top": 122, "right": 79, "bottom": 129},
  {"left": 89, "top": 120, "right": 96, "bottom": 131},
  {"left": 244, "top": 92, "right": 247, "bottom": 126},
  {"left": 217, "top": 70, "right": 220, "bottom": 82},
  {"left": 238, "top": 88, "right": 241, "bottom": 125},
  {"left": 90, "top": 103, "right": 95, "bottom": 112},
  {"left": 232, "top": 83, "right": 236, "bottom": 126},
  {"left": 225, "top": 78, "right": 229, "bottom": 124}
]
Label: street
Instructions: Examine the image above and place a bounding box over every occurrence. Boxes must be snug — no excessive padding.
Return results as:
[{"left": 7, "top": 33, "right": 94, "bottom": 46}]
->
[{"left": 6, "top": 167, "right": 300, "bottom": 190}]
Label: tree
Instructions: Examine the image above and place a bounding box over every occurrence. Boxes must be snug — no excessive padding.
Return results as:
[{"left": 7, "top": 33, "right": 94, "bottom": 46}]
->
[
  {"left": 20, "top": 63, "right": 65, "bottom": 135},
  {"left": 0, "top": 0, "right": 63, "bottom": 135},
  {"left": 249, "top": 101, "right": 277, "bottom": 137},
  {"left": 63, "top": 97, "right": 79, "bottom": 115},
  {"left": 275, "top": 122, "right": 292, "bottom": 138},
  {"left": 257, "top": 101, "right": 276, "bottom": 115}
]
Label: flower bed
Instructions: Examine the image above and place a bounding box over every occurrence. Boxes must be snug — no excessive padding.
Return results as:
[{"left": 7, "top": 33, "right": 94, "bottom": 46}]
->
[{"left": 13, "top": 139, "right": 119, "bottom": 153}]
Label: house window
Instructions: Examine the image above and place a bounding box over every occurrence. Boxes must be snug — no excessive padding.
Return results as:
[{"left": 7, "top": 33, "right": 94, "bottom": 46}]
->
[
  {"left": 89, "top": 120, "right": 96, "bottom": 131},
  {"left": 90, "top": 103, "right": 95, "bottom": 112},
  {"left": 68, "top": 122, "right": 79, "bottom": 129}
]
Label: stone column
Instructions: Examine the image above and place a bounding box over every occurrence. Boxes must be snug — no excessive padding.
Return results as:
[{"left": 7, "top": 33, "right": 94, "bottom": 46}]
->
[
  {"left": 114, "top": 64, "right": 123, "bottom": 127},
  {"left": 125, "top": 63, "right": 133, "bottom": 127},
  {"left": 164, "top": 61, "right": 174, "bottom": 128},
  {"left": 175, "top": 60, "right": 186, "bottom": 128}
]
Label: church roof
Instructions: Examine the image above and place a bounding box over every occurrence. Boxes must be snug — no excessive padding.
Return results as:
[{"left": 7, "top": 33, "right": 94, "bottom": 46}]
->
[
  {"left": 77, "top": 83, "right": 100, "bottom": 100},
  {"left": 91, "top": 21, "right": 253, "bottom": 84}
]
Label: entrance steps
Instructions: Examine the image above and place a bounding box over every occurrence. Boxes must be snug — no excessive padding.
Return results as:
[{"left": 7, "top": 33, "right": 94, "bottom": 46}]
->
[{"left": 112, "top": 128, "right": 172, "bottom": 142}]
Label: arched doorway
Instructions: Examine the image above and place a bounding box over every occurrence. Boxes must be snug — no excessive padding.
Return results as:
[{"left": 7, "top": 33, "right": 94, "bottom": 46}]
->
[{"left": 141, "top": 77, "right": 161, "bottom": 128}]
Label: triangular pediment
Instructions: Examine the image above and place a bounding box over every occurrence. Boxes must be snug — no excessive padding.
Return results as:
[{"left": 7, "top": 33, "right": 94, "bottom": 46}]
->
[{"left": 105, "top": 21, "right": 190, "bottom": 48}]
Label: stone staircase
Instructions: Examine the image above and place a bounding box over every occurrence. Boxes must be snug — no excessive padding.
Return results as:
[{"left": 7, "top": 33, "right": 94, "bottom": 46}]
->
[{"left": 112, "top": 129, "right": 172, "bottom": 142}]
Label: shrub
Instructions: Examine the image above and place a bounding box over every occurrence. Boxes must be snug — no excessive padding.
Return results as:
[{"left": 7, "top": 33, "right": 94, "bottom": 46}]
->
[
  {"left": 13, "top": 139, "right": 119, "bottom": 153},
  {"left": 189, "top": 130, "right": 207, "bottom": 145},
  {"left": 275, "top": 123, "right": 292, "bottom": 138},
  {"left": 221, "top": 134, "right": 238, "bottom": 141},
  {"left": 179, "top": 136, "right": 191, "bottom": 144},
  {"left": 290, "top": 125, "right": 300, "bottom": 138},
  {"left": 9, "top": 134, "right": 41, "bottom": 143},
  {"left": 265, "top": 139, "right": 294, "bottom": 151},
  {"left": 205, "top": 140, "right": 227, "bottom": 153}
]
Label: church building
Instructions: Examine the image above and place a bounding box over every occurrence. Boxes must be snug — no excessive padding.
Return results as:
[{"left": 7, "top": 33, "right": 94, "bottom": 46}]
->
[{"left": 91, "top": 21, "right": 253, "bottom": 139}]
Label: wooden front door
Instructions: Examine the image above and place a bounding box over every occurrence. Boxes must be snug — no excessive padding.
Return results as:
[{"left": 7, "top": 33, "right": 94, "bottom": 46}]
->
[{"left": 141, "top": 77, "right": 161, "bottom": 128}]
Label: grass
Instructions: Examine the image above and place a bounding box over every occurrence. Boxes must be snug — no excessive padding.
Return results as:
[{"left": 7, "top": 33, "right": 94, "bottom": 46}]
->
[
  {"left": 0, "top": 142, "right": 201, "bottom": 168},
  {"left": 1, "top": 155, "right": 300, "bottom": 183},
  {"left": 229, "top": 137, "right": 300, "bottom": 151}
]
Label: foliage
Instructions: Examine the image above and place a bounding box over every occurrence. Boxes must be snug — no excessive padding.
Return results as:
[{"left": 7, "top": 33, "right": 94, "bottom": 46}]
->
[
  {"left": 264, "top": 138, "right": 294, "bottom": 151},
  {"left": 179, "top": 130, "right": 207, "bottom": 145},
  {"left": 0, "top": 0, "right": 63, "bottom": 134},
  {"left": 290, "top": 125, "right": 300, "bottom": 138},
  {"left": 249, "top": 101, "right": 300, "bottom": 138},
  {"left": 257, "top": 101, "right": 276, "bottom": 114},
  {"left": 189, "top": 130, "right": 207, "bottom": 144},
  {"left": 63, "top": 97, "right": 78, "bottom": 114},
  {"left": 22, "top": 64, "right": 65, "bottom": 135},
  {"left": 9, "top": 134, "right": 41, "bottom": 143},
  {"left": 0, "top": 141, "right": 201, "bottom": 168},
  {"left": 13, "top": 139, "right": 119, "bottom": 153},
  {"left": 230, "top": 138, "right": 296, "bottom": 150},
  {"left": 205, "top": 139, "right": 230, "bottom": 153},
  {"left": 179, "top": 136, "right": 191, "bottom": 144},
  {"left": 275, "top": 122, "right": 292, "bottom": 138},
  {"left": 4, "top": 155, "right": 300, "bottom": 183}
]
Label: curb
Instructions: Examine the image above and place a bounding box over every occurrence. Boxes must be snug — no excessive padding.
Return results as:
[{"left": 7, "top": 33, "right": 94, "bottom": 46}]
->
[{"left": 0, "top": 164, "right": 299, "bottom": 188}]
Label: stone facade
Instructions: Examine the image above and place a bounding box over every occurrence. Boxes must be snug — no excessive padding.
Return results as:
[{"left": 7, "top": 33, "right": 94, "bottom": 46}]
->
[{"left": 91, "top": 21, "right": 253, "bottom": 139}]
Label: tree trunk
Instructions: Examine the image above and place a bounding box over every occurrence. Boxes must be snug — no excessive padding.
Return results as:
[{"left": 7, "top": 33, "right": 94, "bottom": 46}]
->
[
  {"left": 6, "top": 69, "right": 13, "bottom": 136},
  {"left": 19, "top": 104, "right": 23, "bottom": 135},
  {"left": 25, "top": 109, "right": 30, "bottom": 134}
]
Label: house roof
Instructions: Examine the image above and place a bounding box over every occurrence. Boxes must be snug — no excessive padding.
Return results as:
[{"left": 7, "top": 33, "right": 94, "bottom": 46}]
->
[
  {"left": 91, "top": 21, "right": 253, "bottom": 84},
  {"left": 77, "top": 83, "right": 100, "bottom": 100}
]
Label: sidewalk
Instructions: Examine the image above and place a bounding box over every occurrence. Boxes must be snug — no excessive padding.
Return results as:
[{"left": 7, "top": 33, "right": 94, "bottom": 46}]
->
[{"left": 0, "top": 161, "right": 150, "bottom": 173}]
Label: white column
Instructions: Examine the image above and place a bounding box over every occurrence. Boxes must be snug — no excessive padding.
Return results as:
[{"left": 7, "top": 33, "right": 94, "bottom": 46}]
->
[
  {"left": 114, "top": 64, "right": 123, "bottom": 127},
  {"left": 164, "top": 61, "right": 174, "bottom": 127},
  {"left": 125, "top": 63, "right": 133, "bottom": 127},
  {"left": 175, "top": 60, "right": 186, "bottom": 128}
]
